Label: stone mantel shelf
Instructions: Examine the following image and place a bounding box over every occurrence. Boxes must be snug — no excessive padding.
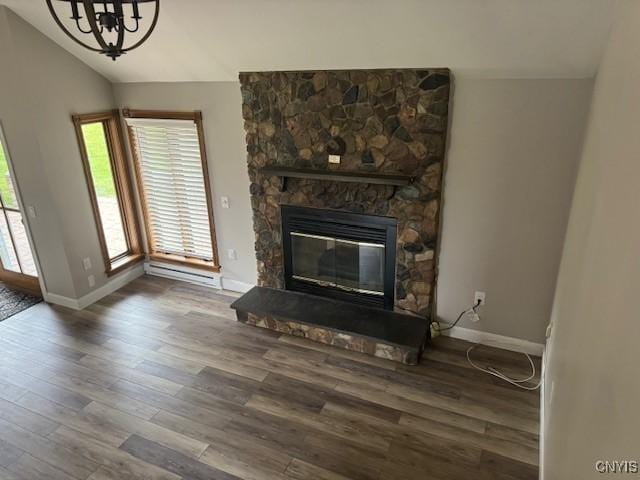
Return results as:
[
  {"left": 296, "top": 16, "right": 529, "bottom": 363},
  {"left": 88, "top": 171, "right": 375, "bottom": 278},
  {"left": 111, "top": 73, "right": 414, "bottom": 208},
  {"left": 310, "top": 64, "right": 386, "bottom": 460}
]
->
[{"left": 259, "top": 166, "right": 415, "bottom": 191}]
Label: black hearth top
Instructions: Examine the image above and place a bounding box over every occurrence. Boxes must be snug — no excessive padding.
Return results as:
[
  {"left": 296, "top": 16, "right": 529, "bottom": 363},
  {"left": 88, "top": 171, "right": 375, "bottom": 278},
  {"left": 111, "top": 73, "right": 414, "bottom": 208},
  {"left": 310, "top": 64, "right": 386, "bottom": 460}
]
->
[
  {"left": 259, "top": 166, "right": 414, "bottom": 187},
  {"left": 230, "top": 286, "right": 429, "bottom": 350}
]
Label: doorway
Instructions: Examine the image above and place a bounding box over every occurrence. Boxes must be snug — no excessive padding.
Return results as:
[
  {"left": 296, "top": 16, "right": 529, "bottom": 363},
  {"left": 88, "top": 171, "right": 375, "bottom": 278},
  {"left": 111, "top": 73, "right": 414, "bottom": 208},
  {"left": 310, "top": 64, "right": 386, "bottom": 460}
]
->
[{"left": 0, "top": 126, "right": 40, "bottom": 296}]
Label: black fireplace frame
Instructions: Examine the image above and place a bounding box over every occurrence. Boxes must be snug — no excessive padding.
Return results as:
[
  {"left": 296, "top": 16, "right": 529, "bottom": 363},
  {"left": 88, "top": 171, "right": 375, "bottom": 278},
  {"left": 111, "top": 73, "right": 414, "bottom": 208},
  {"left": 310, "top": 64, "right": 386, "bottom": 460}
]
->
[{"left": 281, "top": 205, "right": 397, "bottom": 310}]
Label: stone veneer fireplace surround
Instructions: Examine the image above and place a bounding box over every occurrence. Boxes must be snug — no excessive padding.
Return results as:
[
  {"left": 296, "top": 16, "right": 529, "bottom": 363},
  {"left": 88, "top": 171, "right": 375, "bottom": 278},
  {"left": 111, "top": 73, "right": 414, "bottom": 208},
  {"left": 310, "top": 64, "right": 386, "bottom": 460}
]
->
[{"left": 233, "top": 68, "right": 450, "bottom": 363}]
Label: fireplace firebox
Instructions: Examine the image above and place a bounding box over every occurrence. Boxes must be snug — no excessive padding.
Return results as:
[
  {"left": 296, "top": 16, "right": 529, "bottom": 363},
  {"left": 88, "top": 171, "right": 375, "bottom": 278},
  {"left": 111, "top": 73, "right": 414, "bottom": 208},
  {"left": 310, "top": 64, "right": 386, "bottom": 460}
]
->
[{"left": 282, "top": 205, "right": 397, "bottom": 310}]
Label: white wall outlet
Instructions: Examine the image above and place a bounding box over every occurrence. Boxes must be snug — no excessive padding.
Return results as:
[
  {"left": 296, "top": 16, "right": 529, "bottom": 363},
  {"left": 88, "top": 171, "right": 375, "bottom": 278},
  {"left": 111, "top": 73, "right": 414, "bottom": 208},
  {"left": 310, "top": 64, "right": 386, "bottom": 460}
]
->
[
  {"left": 88, "top": 274, "right": 95, "bottom": 288},
  {"left": 546, "top": 322, "right": 553, "bottom": 339},
  {"left": 227, "top": 249, "right": 237, "bottom": 260},
  {"left": 474, "top": 291, "right": 486, "bottom": 306},
  {"left": 221, "top": 196, "right": 230, "bottom": 209},
  {"left": 82, "top": 257, "right": 92, "bottom": 271},
  {"left": 328, "top": 154, "right": 341, "bottom": 164},
  {"left": 27, "top": 206, "right": 37, "bottom": 218}
]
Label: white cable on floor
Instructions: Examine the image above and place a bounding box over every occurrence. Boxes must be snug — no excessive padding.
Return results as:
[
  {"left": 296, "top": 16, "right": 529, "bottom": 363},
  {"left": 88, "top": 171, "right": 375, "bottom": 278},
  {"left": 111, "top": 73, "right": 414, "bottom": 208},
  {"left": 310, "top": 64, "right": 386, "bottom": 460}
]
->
[
  {"left": 434, "top": 301, "right": 542, "bottom": 390},
  {"left": 466, "top": 343, "right": 542, "bottom": 390}
]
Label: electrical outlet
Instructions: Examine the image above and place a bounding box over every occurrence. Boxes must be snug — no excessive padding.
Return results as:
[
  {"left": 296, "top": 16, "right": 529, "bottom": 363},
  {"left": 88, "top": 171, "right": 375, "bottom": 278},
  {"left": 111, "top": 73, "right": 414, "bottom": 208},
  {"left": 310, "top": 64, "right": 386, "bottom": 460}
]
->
[
  {"left": 27, "top": 206, "right": 37, "bottom": 218},
  {"left": 474, "top": 291, "right": 486, "bottom": 306},
  {"left": 82, "top": 257, "right": 92, "bottom": 271},
  {"left": 221, "top": 196, "right": 230, "bottom": 209},
  {"left": 88, "top": 275, "right": 95, "bottom": 288},
  {"left": 227, "top": 249, "right": 237, "bottom": 260},
  {"left": 328, "top": 154, "right": 341, "bottom": 164}
]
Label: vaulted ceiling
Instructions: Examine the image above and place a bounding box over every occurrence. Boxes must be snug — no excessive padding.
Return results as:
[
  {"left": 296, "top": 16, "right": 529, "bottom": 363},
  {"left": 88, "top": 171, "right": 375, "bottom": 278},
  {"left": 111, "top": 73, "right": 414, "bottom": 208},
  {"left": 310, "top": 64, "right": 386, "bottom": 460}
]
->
[{"left": 0, "top": 0, "right": 617, "bottom": 83}]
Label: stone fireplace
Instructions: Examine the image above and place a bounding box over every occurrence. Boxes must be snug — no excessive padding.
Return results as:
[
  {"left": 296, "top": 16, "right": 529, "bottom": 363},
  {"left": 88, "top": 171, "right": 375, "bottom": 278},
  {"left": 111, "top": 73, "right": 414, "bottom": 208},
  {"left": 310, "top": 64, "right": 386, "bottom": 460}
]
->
[{"left": 231, "top": 68, "right": 450, "bottom": 364}]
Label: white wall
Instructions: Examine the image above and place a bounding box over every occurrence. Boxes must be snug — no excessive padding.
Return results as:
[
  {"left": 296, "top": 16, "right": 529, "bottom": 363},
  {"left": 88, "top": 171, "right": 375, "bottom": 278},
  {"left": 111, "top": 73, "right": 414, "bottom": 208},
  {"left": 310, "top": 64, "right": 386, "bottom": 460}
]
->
[
  {"left": 543, "top": 1, "right": 640, "bottom": 477},
  {"left": 0, "top": 7, "right": 72, "bottom": 296},
  {"left": 114, "top": 78, "right": 591, "bottom": 344},
  {"left": 0, "top": 7, "right": 134, "bottom": 299},
  {"left": 0, "top": 0, "right": 615, "bottom": 83},
  {"left": 1, "top": 10, "right": 258, "bottom": 299},
  {"left": 0, "top": 6, "right": 594, "bottom": 332},
  {"left": 112, "top": 82, "right": 258, "bottom": 287},
  {"left": 437, "top": 78, "right": 593, "bottom": 344}
]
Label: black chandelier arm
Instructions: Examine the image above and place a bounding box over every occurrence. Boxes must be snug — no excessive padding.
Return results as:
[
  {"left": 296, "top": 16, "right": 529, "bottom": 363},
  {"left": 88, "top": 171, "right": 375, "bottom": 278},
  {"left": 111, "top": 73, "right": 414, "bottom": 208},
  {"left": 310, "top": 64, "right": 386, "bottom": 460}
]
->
[
  {"left": 122, "top": 0, "right": 160, "bottom": 53},
  {"left": 74, "top": 17, "right": 93, "bottom": 34},
  {"left": 122, "top": 16, "right": 140, "bottom": 33},
  {"left": 45, "top": 0, "right": 102, "bottom": 52},
  {"left": 76, "top": 19, "right": 93, "bottom": 35},
  {"left": 72, "top": 10, "right": 93, "bottom": 35},
  {"left": 81, "top": 0, "right": 111, "bottom": 51},
  {"left": 112, "top": 1, "right": 126, "bottom": 51}
]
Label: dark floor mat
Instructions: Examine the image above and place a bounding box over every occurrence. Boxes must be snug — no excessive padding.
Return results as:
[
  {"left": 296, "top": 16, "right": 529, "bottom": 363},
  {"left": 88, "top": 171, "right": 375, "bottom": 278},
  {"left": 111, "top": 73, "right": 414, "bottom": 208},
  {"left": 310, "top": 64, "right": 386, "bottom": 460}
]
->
[{"left": 0, "top": 284, "right": 41, "bottom": 321}]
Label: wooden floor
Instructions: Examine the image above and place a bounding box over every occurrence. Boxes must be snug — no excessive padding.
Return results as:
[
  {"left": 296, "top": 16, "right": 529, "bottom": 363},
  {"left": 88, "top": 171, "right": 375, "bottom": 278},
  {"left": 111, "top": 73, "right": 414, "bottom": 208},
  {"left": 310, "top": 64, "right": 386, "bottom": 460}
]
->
[{"left": 0, "top": 275, "right": 540, "bottom": 480}]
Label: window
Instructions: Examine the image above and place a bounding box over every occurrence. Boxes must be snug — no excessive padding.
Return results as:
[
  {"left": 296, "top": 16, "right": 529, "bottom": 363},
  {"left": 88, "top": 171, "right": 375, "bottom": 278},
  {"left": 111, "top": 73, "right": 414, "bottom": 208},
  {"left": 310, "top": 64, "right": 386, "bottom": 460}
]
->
[
  {"left": 124, "top": 110, "right": 219, "bottom": 271},
  {"left": 73, "top": 111, "right": 142, "bottom": 275},
  {"left": 0, "top": 127, "right": 38, "bottom": 280}
]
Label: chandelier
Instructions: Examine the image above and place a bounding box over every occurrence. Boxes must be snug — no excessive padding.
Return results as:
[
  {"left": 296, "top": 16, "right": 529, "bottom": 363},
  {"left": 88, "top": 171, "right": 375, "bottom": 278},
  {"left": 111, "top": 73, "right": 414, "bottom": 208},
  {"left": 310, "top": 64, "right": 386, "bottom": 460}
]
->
[{"left": 45, "top": 0, "right": 160, "bottom": 61}]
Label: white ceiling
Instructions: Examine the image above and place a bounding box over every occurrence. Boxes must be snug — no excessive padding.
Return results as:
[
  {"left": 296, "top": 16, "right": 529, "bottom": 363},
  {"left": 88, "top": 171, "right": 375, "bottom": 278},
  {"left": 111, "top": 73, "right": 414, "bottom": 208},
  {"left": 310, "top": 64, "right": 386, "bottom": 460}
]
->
[{"left": 1, "top": 0, "right": 617, "bottom": 83}]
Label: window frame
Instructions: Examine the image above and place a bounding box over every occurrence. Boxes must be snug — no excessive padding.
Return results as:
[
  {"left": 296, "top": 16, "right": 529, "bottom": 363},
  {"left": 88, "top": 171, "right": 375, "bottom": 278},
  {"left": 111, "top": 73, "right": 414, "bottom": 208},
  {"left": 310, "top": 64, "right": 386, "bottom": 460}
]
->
[
  {"left": 72, "top": 110, "right": 144, "bottom": 276},
  {"left": 123, "top": 109, "right": 220, "bottom": 272},
  {"left": 0, "top": 123, "right": 42, "bottom": 294}
]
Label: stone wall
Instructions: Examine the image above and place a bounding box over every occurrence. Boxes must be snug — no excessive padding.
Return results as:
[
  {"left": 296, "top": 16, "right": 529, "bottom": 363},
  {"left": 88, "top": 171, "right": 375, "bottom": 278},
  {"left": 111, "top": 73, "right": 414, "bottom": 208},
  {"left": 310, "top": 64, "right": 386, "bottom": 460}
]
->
[
  {"left": 239, "top": 69, "right": 450, "bottom": 318},
  {"left": 237, "top": 311, "right": 420, "bottom": 365}
]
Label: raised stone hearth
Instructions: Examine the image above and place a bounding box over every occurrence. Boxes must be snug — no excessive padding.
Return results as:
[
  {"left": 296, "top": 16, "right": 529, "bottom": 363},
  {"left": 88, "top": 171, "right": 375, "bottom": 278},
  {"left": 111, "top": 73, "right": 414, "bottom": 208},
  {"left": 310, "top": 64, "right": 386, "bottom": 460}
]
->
[
  {"left": 237, "top": 68, "right": 450, "bottom": 362},
  {"left": 231, "top": 287, "right": 429, "bottom": 365}
]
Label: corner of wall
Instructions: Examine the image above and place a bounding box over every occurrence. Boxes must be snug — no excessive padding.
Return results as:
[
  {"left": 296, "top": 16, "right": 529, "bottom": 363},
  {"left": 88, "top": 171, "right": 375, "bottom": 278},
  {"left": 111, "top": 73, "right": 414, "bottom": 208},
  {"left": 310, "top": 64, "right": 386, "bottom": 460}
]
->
[{"left": 44, "top": 263, "right": 144, "bottom": 310}]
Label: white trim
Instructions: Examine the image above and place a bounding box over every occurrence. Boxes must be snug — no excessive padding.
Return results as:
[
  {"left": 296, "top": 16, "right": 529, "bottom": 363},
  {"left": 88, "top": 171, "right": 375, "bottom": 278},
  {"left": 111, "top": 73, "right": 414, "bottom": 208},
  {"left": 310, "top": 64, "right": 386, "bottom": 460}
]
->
[
  {"left": 144, "top": 261, "right": 221, "bottom": 288},
  {"left": 43, "top": 264, "right": 144, "bottom": 310},
  {"left": 42, "top": 292, "right": 82, "bottom": 310},
  {"left": 221, "top": 277, "right": 254, "bottom": 293},
  {"left": 440, "top": 324, "right": 545, "bottom": 356},
  {"left": 125, "top": 118, "right": 194, "bottom": 128},
  {"left": 144, "top": 260, "right": 252, "bottom": 293},
  {"left": 539, "top": 345, "right": 547, "bottom": 479}
]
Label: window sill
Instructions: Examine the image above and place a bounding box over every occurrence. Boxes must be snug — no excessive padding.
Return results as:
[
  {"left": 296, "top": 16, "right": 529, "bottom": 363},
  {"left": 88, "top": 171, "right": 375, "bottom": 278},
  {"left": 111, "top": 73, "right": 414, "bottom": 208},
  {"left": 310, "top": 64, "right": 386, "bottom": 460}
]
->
[
  {"left": 106, "top": 253, "right": 145, "bottom": 277},
  {"left": 149, "top": 253, "right": 221, "bottom": 273}
]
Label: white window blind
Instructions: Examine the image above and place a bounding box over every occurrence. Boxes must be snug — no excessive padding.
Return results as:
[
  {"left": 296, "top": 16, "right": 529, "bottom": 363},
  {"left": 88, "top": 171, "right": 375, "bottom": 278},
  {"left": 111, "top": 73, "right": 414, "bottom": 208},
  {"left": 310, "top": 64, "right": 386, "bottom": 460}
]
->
[{"left": 127, "top": 118, "right": 214, "bottom": 261}]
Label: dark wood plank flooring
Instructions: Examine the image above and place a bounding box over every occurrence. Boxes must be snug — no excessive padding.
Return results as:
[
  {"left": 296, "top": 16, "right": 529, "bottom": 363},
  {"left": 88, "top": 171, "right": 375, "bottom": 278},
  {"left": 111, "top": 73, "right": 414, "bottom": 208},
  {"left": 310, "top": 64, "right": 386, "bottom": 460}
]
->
[{"left": 0, "top": 275, "right": 540, "bottom": 480}]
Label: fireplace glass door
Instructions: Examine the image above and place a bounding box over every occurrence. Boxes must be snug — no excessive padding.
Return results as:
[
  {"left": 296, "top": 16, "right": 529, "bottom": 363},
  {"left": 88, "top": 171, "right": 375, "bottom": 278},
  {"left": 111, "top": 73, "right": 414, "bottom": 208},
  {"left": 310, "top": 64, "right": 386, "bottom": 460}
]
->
[
  {"left": 282, "top": 205, "right": 397, "bottom": 309},
  {"left": 291, "top": 232, "right": 386, "bottom": 296}
]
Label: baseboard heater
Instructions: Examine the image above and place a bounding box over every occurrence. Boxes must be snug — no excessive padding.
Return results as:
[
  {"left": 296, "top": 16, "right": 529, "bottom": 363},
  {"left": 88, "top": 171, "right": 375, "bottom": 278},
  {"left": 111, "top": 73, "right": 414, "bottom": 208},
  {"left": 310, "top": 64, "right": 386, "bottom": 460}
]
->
[{"left": 144, "top": 262, "right": 221, "bottom": 289}]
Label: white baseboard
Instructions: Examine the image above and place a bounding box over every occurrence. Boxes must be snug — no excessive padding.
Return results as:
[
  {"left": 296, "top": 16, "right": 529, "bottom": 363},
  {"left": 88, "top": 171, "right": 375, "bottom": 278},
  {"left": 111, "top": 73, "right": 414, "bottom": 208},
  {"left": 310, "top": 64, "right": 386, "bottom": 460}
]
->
[
  {"left": 441, "top": 324, "right": 545, "bottom": 356},
  {"left": 43, "top": 264, "right": 144, "bottom": 310},
  {"left": 144, "top": 261, "right": 221, "bottom": 288},
  {"left": 43, "top": 292, "right": 83, "bottom": 310},
  {"left": 44, "top": 271, "right": 543, "bottom": 358},
  {"left": 221, "top": 277, "right": 254, "bottom": 293},
  {"left": 143, "top": 261, "right": 252, "bottom": 294}
]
